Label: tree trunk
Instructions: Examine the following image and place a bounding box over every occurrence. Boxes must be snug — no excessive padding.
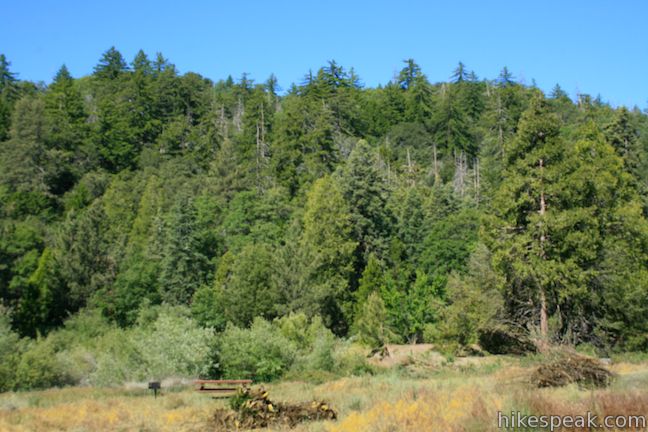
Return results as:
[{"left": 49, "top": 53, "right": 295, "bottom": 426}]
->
[{"left": 538, "top": 158, "right": 549, "bottom": 341}]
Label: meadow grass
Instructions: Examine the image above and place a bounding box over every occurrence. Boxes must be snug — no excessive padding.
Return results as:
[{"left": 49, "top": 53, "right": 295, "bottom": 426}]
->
[{"left": 1, "top": 356, "right": 648, "bottom": 431}]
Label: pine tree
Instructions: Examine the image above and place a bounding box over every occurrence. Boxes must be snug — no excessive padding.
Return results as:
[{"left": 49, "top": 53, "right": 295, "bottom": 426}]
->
[
  {"left": 397, "top": 59, "right": 423, "bottom": 90},
  {"left": 497, "top": 67, "right": 515, "bottom": 87},
  {"left": 108, "top": 175, "right": 163, "bottom": 324},
  {"left": 158, "top": 196, "right": 210, "bottom": 304},
  {"left": 339, "top": 140, "right": 393, "bottom": 266},
  {"left": 132, "top": 50, "right": 153, "bottom": 75},
  {"left": 436, "top": 244, "right": 504, "bottom": 346},
  {"left": 211, "top": 243, "right": 280, "bottom": 327},
  {"left": 0, "top": 54, "right": 19, "bottom": 141},
  {"left": 299, "top": 176, "right": 357, "bottom": 333},
  {"left": 451, "top": 62, "right": 469, "bottom": 83},
  {"left": 550, "top": 84, "right": 569, "bottom": 100},
  {"left": 432, "top": 84, "right": 474, "bottom": 159},
  {"left": 353, "top": 292, "right": 395, "bottom": 347},
  {"left": 404, "top": 270, "right": 438, "bottom": 342},
  {"left": 354, "top": 253, "right": 385, "bottom": 309},
  {"left": 44, "top": 65, "right": 87, "bottom": 178},
  {"left": 0, "top": 55, "right": 17, "bottom": 92},
  {"left": 485, "top": 96, "right": 648, "bottom": 346},
  {"left": 55, "top": 202, "right": 113, "bottom": 310},
  {"left": 604, "top": 107, "right": 641, "bottom": 172},
  {"left": 390, "top": 183, "right": 429, "bottom": 270},
  {"left": 93, "top": 47, "right": 128, "bottom": 80},
  {"left": 0, "top": 95, "right": 70, "bottom": 207},
  {"left": 14, "top": 248, "right": 66, "bottom": 336},
  {"left": 484, "top": 95, "right": 562, "bottom": 344}
]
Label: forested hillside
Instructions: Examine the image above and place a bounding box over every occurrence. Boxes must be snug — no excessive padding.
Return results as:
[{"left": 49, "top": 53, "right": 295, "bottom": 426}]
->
[{"left": 0, "top": 48, "right": 647, "bottom": 389}]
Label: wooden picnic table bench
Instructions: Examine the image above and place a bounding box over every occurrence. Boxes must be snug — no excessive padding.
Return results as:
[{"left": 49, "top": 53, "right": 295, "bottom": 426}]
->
[{"left": 194, "top": 379, "right": 252, "bottom": 396}]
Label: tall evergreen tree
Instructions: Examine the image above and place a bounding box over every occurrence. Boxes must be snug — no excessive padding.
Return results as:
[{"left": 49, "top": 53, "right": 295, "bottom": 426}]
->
[
  {"left": 0, "top": 54, "right": 19, "bottom": 141},
  {"left": 299, "top": 176, "right": 357, "bottom": 333},
  {"left": 451, "top": 62, "right": 469, "bottom": 83},
  {"left": 93, "top": 47, "right": 128, "bottom": 80},
  {"left": 158, "top": 196, "right": 210, "bottom": 304},
  {"left": 339, "top": 140, "right": 393, "bottom": 268},
  {"left": 485, "top": 96, "right": 648, "bottom": 346}
]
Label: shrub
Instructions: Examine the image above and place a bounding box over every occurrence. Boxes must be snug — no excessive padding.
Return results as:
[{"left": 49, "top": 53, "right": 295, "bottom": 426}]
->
[
  {"left": 14, "top": 338, "right": 76, "bottom": 390},
  {"left": 353, "top": 292, "right": 396, "bottom": 348},
  {"left": 276, "top": 312, "right": 311, "bottom": 349},
  {"left": 300, "top": 329, "right": 337, "bottom": 372},
  {"left": 219, "top": 318, "right": 296, "bottom": 381},
  {"left": 130, "top": 305, "right": 217, "bottom": 380},
  {"left": 191, "top": 284, "right": 226, "bottom": 331},
  {"left": 0, "top": 307, "right": 22, "bottom": 391},
  {"left": 90, "top": 328, "right": 144, "bottom": 386},
  {"left": 332, "top": 341, "right": 374, "bottom": 376},
  {"left": 48, "top": 308, "right": 113, "bottom": 350}
]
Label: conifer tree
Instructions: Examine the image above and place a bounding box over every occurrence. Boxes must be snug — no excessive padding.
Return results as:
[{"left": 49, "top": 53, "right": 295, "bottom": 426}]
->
[
  {"left": 93, "top": 47, "right": 128, "bottom": 80},
  {"left": 45, "top": 65, "right": 86, "bottom": 146},
  {"left": 0, "top": 54, "right": 19, "bottom": 141},
  {"left": 299, "top": 176, "right": 357, "bottom": 332},
  {"left": 339, "top": 140, "right": 393, "bottom": 266},
  {"left": 485, "top": 95, "right": 648, "bottom": 346},
  {"left": 451, "top": 62, "right": 469, "bottom": 83},
  {"left": 159, "top": 196, "right": 209, "bottom": 304}
]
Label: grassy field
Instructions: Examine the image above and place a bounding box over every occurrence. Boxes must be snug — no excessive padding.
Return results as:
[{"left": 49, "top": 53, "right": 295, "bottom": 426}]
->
[{"left": 2, "top": 354, "right": 648, "bottom": 431}]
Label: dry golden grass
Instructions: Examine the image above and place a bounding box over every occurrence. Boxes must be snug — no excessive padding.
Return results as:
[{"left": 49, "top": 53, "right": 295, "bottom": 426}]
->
[
  {"left": 0, "top": 387, "right": 219, "bottom": 431},
  {"left": 2, "top": 355, "right": 648, "bottom": 431}
]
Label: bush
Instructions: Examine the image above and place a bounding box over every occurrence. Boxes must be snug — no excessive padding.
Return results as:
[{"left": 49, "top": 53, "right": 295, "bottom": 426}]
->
[
  {"left": 332, "top": 341, "right": 375, "bottom": 376},
  {"left": 48, "top": 308, "right": 113, "bottom": 349},
  {"left": 89, "top": 328, "right": 144, "bottom": 386},
  {"left": 279, "top": 313, "right": 337, "bottom": 373},
  {"left": 14, "top": 338, "right": 76, "bottom": 390},
  {"left": 426, "top": 245, "right": 504, "bottom": 350},
  {"left": 130, "top": 305, "right": 217, "bottom": 380},
  {"left": 4, "top": 305, "right": 219, "bottom": 389},
  {"left": 0, "top": 307, "right": 22, "bottom": 391},
  {"left": 219, "top": 318, "right": 296, "bottom": 381}
]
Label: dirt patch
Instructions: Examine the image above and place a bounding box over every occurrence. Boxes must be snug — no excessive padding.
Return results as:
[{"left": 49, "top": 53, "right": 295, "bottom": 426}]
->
[
  {"left": 531, "top": 353, "right": 614, "bottom": 388},
  {"left": 212, "top": 386, "right": 336, "bottom": 430}
]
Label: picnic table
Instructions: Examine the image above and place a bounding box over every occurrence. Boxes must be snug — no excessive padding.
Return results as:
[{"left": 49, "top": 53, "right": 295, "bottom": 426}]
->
[{"left": 194, "top": 379, "right": 252, "bottom": 397}]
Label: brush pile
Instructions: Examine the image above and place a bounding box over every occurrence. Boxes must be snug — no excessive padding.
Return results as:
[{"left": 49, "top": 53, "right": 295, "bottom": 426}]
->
[
  {"left": 212, "top": 386, "right": 337, "bottom": 430},
  {"left": 531, "top": 352, "right": 614, "bottom": 388}
]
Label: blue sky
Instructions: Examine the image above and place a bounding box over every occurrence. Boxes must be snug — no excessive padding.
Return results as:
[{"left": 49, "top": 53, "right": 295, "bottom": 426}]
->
[{"left": 1, "top": 0, "right": 647, "bottom": 108}]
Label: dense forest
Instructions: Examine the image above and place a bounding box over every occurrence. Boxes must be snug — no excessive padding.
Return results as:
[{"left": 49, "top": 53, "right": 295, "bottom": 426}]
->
[{"left": 0, "top": 48, "right": 647, "bottom": 390}]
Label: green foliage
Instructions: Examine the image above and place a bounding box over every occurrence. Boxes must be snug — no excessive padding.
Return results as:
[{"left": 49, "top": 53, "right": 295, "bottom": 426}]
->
[
  {"left": 430, "top": 244, "right": 503, "bottom": 347},
  {"left": 210, "top": 243, "right": 281, "bottom": 326},
  {"left": 0, "top": 54, "right": 19, "bottom": 141},
  {"left": 130, "top": 305, "right": 217, "bottom": 380},
  {"left": 420, "top": 206, "right": 480, "bottom": 296},
  {"left": 0, "top": 306, "right": 22, "bottom": 391},
  {"left": 354, "top": 254, "right": 385, "bottom": 308},
  {"left": 0, "top": 50, "right": 647, "bottom": 392},
  {"left": 5, "top": 305, "right": 218, "bottom": 388},
  {"left": 298, "top": 175, "right": 357, "bottom": 331},
  {"left": 486, "top": 97, "right": 648, "bottom": 347},
  {"left": 353, "top": 292, "right": 396, "bottom": 348},
  {"left": 159, "top": 195, "right": 210, "bottom": 305},
  {"left": 339, "top": 140, "right": 392, "bottom": 264},
  {"left": 94, "top": 47, "right": 128, "bottom": 80},
  {"left": 14, "top": 337, "right": 75, "bottom": 390},
  {"left": 56, "top": 202, "right": 112, "bottom": 309},
  {"left": 219, "top": 318, "right": 296, "bottom": 381},
  {"left": 277, "top": 313, "right": 338, "bottom": 373}
]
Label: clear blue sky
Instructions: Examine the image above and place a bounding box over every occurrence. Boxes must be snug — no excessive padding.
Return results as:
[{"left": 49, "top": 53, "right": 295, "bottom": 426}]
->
[{"left": 2, "top": 0, "right": 647, "bottom": 108}]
